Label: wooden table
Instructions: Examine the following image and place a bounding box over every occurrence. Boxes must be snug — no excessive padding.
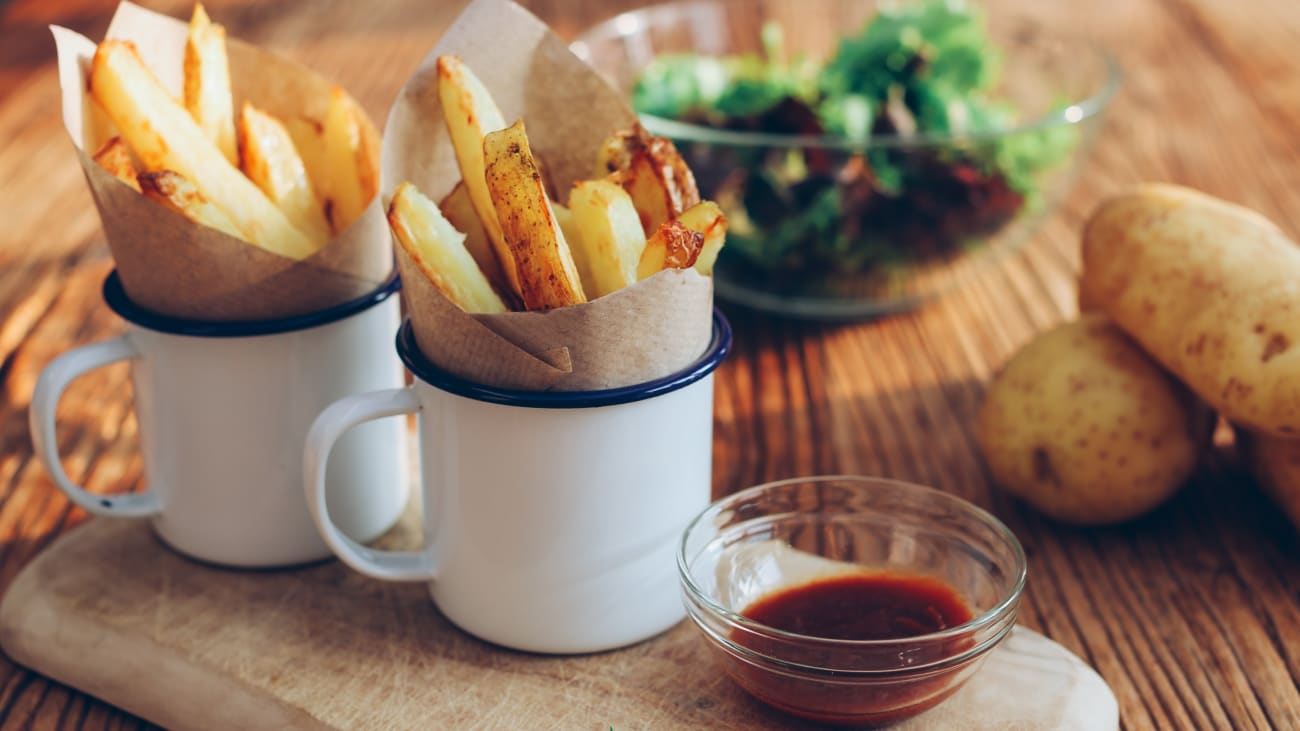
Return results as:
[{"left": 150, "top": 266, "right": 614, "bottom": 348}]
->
[{"left": 0, "top": 0, "right": 1297, "bottom": 728}]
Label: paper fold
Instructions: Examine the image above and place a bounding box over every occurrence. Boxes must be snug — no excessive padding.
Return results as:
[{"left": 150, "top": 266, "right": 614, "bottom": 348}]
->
[
  {"left": 382, "top": 0, "right": 714, "bottom": 391},
  {"left": 53, "top": 2, "right": 391, "bottom": 321}
]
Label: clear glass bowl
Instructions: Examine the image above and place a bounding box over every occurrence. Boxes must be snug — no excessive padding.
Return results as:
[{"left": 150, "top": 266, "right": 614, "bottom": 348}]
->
[
  {"left": 572, "top": 1, "right": 1120, "bottom": 320},
  {"left": 678, "top": 476, "right": 1026, "bottom": 725}
]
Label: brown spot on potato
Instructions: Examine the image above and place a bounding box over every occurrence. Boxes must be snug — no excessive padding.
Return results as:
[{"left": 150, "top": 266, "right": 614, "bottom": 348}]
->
[
  {"left": 1186, "top": 333, "right": 1207, "bottom": 356},
  {"left": 1032, "top": 447, "right": 1060, "bottom": 488},
  {"left": 1261, "top": 333, "right": 1290, "bottom": 363}
]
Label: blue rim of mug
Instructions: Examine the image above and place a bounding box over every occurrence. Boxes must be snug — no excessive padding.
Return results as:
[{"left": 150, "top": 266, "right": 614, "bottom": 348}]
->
[
  {"left": 102, "top": 269, "right": 401, "bottom": 337},
  {"left": 396, "top": 309, "right": 731, "bottom": 409}
]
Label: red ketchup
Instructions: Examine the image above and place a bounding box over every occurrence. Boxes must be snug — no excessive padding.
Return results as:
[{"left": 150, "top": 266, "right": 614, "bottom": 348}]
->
[
  {"left": 744, "top": 573, "right": 973, "bottom": 640},
  {"left": 727, "top": 572, "right": 976, "bottom": 726}
]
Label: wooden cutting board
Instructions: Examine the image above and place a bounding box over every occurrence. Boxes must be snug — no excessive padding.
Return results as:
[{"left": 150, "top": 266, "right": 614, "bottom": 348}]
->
[{"left": 0, "top": 514, "right": 1117, "bottom": 730}]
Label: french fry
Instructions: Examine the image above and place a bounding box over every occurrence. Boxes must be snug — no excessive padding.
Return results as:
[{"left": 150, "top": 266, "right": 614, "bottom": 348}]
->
[
  {"left": 83, "top": 96, "right": 121, "bottom": 155},
  {"left": 637, "top": 219, "right": 705, "bottom": 280},
  {"left": 677, "top": 200, "right": 727, "bottom": 275},
  {"left": 92, "top": 137, "right": 141, "bottom": 192},
  {"left": 597, "top": 126, "right": 701, "bottom": 235},
  {"left": 550, "top": 201, "right": 583, "bottom": 264},
  {"left": 90, "top": 40, "right": 317, "bottom": 259},
  {"left": 239, "top": 102, "right": 332, "bottom": 245},
  {"left": 139, "top": 169, "right": 244, "bottom": 241},
  {"left": 323, "top": 86, "right": 378, "bottom": 234},
  {"left": 389, "top": 182, "right": 506, "bottom": 314},
  {"left": 183, "top": 3, "right": 237, "bottom": 165},
  {"left": 567, "top": 179, "right": 647, "bottom": 298},
  {"left": 484, "top": 120, "right": 587, "bottom": 311},
  {"left": 436, "top": 55, "right": 518, "bottom": 296},
  {"left": 439, "top": 181, "right": 514, "bottom": 305},
  {"left": 283, "top": 115, "right": 330, "bottom": 208}
]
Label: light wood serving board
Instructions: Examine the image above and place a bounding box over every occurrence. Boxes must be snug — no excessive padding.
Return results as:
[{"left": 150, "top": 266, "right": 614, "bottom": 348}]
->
[{"left": 0, "top": 516, "right": 1117, "bottom": 730}]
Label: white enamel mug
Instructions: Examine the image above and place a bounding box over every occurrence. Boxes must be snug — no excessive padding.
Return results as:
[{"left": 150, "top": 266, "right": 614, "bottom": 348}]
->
[
  {"left": 305, "top": 312, "right": 731, "bottom": 654},
  {"left": 29, "top": 271, "right": 409, "bottom": 568}
]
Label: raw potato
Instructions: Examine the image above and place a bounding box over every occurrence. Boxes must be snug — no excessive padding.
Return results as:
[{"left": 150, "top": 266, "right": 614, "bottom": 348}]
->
[
  {"left": 1080, "top": 183, "right": 1300, "bottom": 437},
  {"left": 1239, "top": 431, "right": 1300, "bottom": 529},
  {"left": 978, "top": 315, "right": 1212, "bottom": 524}
]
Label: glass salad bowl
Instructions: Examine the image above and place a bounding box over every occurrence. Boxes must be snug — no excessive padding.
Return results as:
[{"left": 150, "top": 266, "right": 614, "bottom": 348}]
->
[{"left": 572, "top": 0, "right": 1120, "bottom": 320}]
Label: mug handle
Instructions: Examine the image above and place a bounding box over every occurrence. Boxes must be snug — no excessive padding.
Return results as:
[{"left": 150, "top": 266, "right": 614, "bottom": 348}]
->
[
  {"left": 304, "top": 387, "right": 436, "bottom": 581},
  {"left": 29, "top": 336, "right": 163, "bottom": 517}
]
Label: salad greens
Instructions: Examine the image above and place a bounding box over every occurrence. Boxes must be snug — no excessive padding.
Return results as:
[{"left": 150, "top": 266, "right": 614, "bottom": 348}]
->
[{"left": 631, "top": 0, "right": 1079, "bottom": 290}]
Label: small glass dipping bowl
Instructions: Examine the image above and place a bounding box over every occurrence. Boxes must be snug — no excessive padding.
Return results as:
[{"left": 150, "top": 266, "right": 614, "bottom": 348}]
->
[{"left": 678, "top": 476, "right": 1026, "bottom": 726}]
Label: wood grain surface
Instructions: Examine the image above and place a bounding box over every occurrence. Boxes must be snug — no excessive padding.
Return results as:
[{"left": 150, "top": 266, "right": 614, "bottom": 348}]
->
[
  {"left": 0, "top": 513, "right": 1118, "bottom": 731},
  {"left": 0, "top": 0, "right": 1297, "bottom": 729}
]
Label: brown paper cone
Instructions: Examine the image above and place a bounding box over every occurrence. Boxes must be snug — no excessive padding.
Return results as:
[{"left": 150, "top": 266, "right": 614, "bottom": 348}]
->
[
  {"left": 382, "top": 0, "right": 715, "bottom": 391},
  {"left": 52, "top": 2, "right": 392, "bottom": 321}
]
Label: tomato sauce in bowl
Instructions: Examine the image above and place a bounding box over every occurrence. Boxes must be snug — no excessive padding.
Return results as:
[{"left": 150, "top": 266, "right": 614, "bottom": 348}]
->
[{"left": 678, "top": 477, "right": 1026, "bottom": 727}]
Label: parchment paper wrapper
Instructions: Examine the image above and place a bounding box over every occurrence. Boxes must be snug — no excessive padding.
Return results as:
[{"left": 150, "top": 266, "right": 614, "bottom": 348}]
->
[
  {"left": 52, "top": 2, "right": 392, "bottom": 321},
  {"left": 383, "top": 0, "right": 714, "bottom": 391}
]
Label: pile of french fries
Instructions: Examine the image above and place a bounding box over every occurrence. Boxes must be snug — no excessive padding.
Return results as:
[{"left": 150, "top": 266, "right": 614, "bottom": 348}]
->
[
  {"left": 388, "top": 56, "right": 727, "bottom": 313},
  {"left": 89, "top": 3, "right": 377, "bottom": 260}
]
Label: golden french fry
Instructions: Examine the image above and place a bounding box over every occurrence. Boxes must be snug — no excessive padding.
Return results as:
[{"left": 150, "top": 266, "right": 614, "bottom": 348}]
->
[
  {"left": 139, "top": 169, "right": 244, "bottom": 241},
  {"left": 91, "top": 40, "right": 317, "bottom": 260},
  {"left": 83, "top": 96, "right": 121, "bottom": 155},
  {"left": 283, "top": 115, "right": 329, "bottom": 207},
  {"left": 389, "top": 182, "right": 506, "bottom": 314},
  {"left": 92, "top": 137, "right": 141, "bottom": 193},
  {"left": 550, "top": 201, "right": 582, "bottom": 261},
  {"left": 183, "top": 3, "right": 237, "bottom": 165},
  {"left": 436, "top": 55, "right": 518, "bottom": 296},
  {"left": 567, "top": 179, "right": 647, "bottom": 298},
  {"left": 323, "top": 86, "right": 378, "bottom": 234},
  {"left": 239, "top": 103, "right": 332, "bottom": 245},
  {"left": 484, "top": 120, "right": 586, "bottom": 311},
  {"left": 439, "top": 181, "right": 515, "bottom": 306},
  {"left": 597, "top": 125, "right": 701, "bottom": 235},
  {"left": 637, "top": 219, "right": 705, "bottom": 280},
  {"left": 677, "top": 200, "right": 727, "bottom": 275}
]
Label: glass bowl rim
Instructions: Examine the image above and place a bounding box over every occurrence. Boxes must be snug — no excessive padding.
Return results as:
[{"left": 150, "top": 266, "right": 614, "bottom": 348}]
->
[
  {"left": 677, "top": 474, "right": 1028, "bottom": 654},
  {"left": 571, "top": 0, "right": 1123, "bottom": 150}
]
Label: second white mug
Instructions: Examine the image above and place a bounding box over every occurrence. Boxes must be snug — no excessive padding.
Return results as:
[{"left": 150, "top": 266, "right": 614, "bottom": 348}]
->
[{"left": 305, "top": 311, "right": 731, "bottom": 653}]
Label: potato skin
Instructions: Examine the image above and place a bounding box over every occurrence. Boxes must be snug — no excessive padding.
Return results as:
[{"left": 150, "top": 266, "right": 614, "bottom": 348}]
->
[
  {"left": 978, "top": 315, "right": 1212, "bottom": 524},
  {"left": 1239, "top": 431, "right": 1300, "bottom": 529},
  {"left": 1080, "top": 183, "right": 1300, "bottom": 437}
]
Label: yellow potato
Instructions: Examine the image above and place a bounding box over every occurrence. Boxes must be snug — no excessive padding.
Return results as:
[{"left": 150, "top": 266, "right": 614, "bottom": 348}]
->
[
  {"left": 438, "top": 181, "right": 513, "bottom": 307},
  {"left": 388, "top": 182, "right": 505, "bottom": 314},
  {"left": 322, "top": 86, "right": 378, "bottom": 234},
  {"left": 238, "top": 103, "right": 332, "bottom": 246},
  {"left": 597, "top": 126, "right": 700, "bottom": 235},
  {"left": 138, "top": 169, "right": 245, "bottom": 241},
  {"left": 483, "top": 120, "right": 586, "bottom": 311},
  {"left": 1081, "top": 183, "right": 1300, "bottom": 437},
  {"left": 637, "top": 219, "right": 704, "bottom": 280},
  {"left": 283, "top": 115, "right": 329, "bottom": 207},
  {"left": 678, "top": 200, "right": 727, "bottom": 276},
  {"left": 183, "top": 3, "right": 237, "bottom": 165},
  {"left": 567, "top": 179, "right": 645, "bottom": 297},
  {"left": 1238, "top": 431, "right": 1300, "bottom": 529},
  {"left": 92, "top": 137, "right": 140, "bottom": 192},
  {"left": 977, "top": 315, "right": 1213, "bottom": 524},
  {"left": 436, "top": 55, "right": 516, "bottom": 296},
  {"left": 91, "top": 40, "right": 317, "bottom": 259}
]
